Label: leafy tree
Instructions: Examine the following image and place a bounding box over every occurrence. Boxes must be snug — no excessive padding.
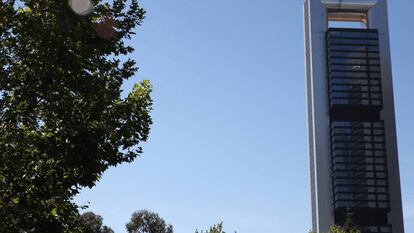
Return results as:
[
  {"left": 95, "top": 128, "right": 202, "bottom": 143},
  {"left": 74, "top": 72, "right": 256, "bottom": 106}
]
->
[
  {"left": 126, "top": 210, "right": 173, "bottom": 233},
  {"left": 79, "top": 212, "right": 114, "bottom": 233},
  {"left": 195, "top": 222, "right": 236, "bottom": 233},
  {"left": 0, "top": 0, "right": 151, "bottom": 232}
]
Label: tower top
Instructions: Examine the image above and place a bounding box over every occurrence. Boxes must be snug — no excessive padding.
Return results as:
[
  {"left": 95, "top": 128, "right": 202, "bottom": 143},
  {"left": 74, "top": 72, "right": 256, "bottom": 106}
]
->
[{"left": 321, "top": 0, "right": 378, "bottom": 11}]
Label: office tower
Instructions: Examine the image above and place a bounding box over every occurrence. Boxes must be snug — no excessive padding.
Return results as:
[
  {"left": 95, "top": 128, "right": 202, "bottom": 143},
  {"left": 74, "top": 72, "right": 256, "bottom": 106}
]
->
[{"left": 303, "top": 1, "right": 404, "bottom": 233}]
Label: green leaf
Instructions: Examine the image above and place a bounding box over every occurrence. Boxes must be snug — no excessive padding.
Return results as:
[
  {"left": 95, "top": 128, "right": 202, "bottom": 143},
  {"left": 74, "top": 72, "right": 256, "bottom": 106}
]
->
[
  {"left": 50, "top": 208, "right": 57, "bottom": 217},
  {"left": 11, "top": 197, "right": 20, "bottom": 204},
  {"left": 24, "top": 6, "right": 32, "bottom": 13}
]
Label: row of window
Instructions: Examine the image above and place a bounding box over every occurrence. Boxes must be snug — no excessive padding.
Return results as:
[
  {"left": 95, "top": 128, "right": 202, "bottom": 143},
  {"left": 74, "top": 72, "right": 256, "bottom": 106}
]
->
[
  {"left": 331, "top": 92, "right": 381, "bottom": 99},
  {"left": 329, "top": 51, "right": 379, "bottom": 59},
  {"left": 330, "top": 65, "right": 381, "bottom": 72},
  {"left": 331, "top": 96, "right": 381, "bottom": 104},
  {"left": 359, "top": 225, "right": 392, "bottom": 233},
  {"left": 334, "top": 177, "right": 388, "bottom": 185},
  {"left": 333, "top": 136, "right": 385, "bottom": 144},
  {"left": 333, "top": 161, "right": 386, "bottom": 168},
  {"left": 337, "top": 90, "right": 380, "bottom": 97},
  {"left": 331, "top": 121, "right": 384, "bottom": 128},
  {"left": 335, "top": 194, "right": 389, "bottom": 202},
  {"left": 329, "top": 57, "right": 380, "bottom": 65},
  {"left": 332, "top": 128, "right": 384, "bottom": 135},
  {"left": 332, "top": 135, "right": 385, "bottom": 142},
  {"left": 332, "top": 150, "right": 386, "bottom": 157},
  {"left": 334, "top": 179, "right": 389, "bottom": 190},
  {"left": 331, "top": 86, "right": 381, "bottom": 95},
  {"left": 327, "top": 30, "right": 379, "bottom": 39},
  {"left": 333, "top": 133, "right": 384, "bottom": 139},
  {"left": 330, "top": 78, "right": 381, "bottom": 85},
  {"left": 333, "top": 143, "right": 385, "bottom": 150},
  {"left": 331, "top": 99, "right": 382, "bottom": 106},
  {"left": 330, "top": 71, "right": 381, "bottom": 78},
  {"left": 333, "top": 164, "right": 387, "bottom": 172},
  {"left": 328, "top": 38, "right": 379, "bottom": 46},
  {"left": 331, "top": 128, "right": 384, "bottom": 137},
  {"left": 329, "top": 45, "right": 379, "bottom": 52},
  {"left": 330, "top": 86, "right": 381, "bottom": 95},
  {"left": 335, "top": 201, "right": 389, "bottom": 209},
  {"left": 333, "top": 157, "right": 387, "bottom": 164},
  {"left": 331, "top": 84, "right": 382, "bottom": 93},
  {"left": 334, "top": 171, "right": 388, "bottom": 179},
  {"left": 334, "top": 190, "right": 389, "bottom": 198}
]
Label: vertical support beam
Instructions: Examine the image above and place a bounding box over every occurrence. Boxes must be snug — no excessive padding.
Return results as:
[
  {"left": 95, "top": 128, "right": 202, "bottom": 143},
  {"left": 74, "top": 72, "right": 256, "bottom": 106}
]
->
[
  {"left": 369, "top": 1, "right": 405, "bottom": 232},
  {"left": 304, "top": 0, "right": 334, "bottom": 232}
]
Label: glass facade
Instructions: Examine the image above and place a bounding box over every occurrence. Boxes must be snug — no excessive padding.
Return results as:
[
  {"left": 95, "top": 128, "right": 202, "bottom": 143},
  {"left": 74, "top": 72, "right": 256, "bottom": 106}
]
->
[
  {"left": 327, "top": 29, "right": 383, "bottom": 116},
  {"left": 331, "top": 121, "right": 390, "bottom": 210},
  {"left": 327, "top": 29, "right": 392, "bottom": 233}
]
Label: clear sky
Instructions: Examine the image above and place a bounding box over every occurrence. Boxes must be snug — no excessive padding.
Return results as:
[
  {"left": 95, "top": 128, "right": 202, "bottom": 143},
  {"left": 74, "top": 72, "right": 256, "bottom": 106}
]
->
[{"left": 75, "top": 1, "right": 414, "bottom": 232}]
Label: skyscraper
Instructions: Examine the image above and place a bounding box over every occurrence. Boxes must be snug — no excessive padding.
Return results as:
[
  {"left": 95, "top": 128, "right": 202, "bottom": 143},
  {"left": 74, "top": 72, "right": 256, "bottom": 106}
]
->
[{"left": 303, "top": 1, "right": 404, "bottom": 233}]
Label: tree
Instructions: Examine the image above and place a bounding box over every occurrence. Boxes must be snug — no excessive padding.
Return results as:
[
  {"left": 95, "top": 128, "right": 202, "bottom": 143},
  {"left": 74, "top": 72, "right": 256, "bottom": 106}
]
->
[
  {"left": 0, "top": 0, "right": 151, "bottom": 232},
  {"left": 79, "top": 212, "right": 114, "bottom": 233},
  {"left": 195, "top": 222, "right": 236, "bottom": 233},
  {"left": 126, "top": 210, "right": 173, "bottom": 233}
]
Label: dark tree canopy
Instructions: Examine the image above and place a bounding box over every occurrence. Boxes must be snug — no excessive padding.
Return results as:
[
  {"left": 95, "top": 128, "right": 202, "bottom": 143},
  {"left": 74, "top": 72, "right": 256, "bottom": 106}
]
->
[
  {"left": 79, "top": 212, "right": 114, "bottom": 233},
  {"left": 0, "top": 0, "right": 152, "bottom": 232},
  {"left": 126, "top": 210, "right": 173, "bottom": 233}
]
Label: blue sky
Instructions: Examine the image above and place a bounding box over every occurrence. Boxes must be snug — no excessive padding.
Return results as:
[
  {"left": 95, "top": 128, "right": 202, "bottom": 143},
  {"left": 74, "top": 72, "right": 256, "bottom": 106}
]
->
[{"left": 75, "top": 1, "right": 414, "bottom": 232}]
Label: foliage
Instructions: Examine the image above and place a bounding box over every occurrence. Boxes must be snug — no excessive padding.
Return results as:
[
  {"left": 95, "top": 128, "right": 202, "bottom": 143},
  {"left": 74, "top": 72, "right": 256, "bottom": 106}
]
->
[
  {"left": 309, "top": 225, "right": 361, "bottom": 233},
  {"left": 309, "top": 224, "right": 361, "bottom": 233},
  {"left": 0, "top": 0, "right": 151, "bottom": 232},
  {"left": 126, "top": 210, "right": 173, "bottom": 233},
  {"left": 79, "top": 212, "right": 114, "bottom": 233},
  {"left": 309, "top": 211, "right": 361, "bottom": 233},
  {"left": 328, "top": 225, "right": 361, "bottom": 233},
  {"left": 342, "top": 212, "right": 360, "bottom": 233},
  {"left": 195, "top": 222, "right": 236, "bottom": 233}
]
